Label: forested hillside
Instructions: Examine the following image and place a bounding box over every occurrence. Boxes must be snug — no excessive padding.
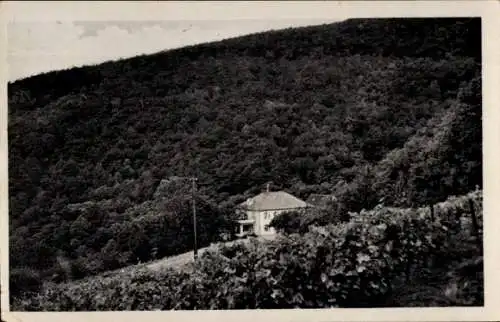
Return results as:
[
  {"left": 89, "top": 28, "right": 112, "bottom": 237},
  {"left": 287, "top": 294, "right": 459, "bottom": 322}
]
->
[{"left": 8, "top": 18, "right": 481, "bottom": 288}]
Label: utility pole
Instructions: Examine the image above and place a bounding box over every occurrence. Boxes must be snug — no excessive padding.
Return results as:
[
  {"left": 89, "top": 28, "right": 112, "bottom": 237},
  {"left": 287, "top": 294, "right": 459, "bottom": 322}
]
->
[
  {"left": 175, "top": 176, "right": 198, "bottom": 261},
  {"left": 191, "top": 177, "right": 198, "bottom": 260}
]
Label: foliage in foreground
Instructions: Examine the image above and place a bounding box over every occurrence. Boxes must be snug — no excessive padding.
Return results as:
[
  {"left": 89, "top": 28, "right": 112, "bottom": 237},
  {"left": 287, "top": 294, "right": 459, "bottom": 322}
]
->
[{"left": 11, "top": 190, "right": 483, "bottom": 310}]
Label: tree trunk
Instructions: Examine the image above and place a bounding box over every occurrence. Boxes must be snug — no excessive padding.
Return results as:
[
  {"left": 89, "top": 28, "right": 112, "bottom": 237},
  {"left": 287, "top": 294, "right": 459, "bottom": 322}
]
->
[{"left": 468, "top": 198, "right": 482, "bottom": 249}]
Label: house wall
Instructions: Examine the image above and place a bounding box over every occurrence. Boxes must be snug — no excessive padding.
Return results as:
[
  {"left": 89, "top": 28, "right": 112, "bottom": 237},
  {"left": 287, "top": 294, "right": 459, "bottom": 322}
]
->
[
  {"left": 250, "top": 209, "right": 289, "bottom": 236},
  {"left": 241, "top": 207, "right": 307, "bottom": 236},
  {"left": 244, "top": 210, "right": 260, "bottom": 235}
]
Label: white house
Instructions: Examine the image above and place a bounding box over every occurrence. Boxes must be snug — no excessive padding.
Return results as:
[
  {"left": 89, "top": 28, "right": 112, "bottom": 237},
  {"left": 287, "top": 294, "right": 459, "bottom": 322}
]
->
[{"left": 235, "top": 187, "right": 310, "bottom": 237}]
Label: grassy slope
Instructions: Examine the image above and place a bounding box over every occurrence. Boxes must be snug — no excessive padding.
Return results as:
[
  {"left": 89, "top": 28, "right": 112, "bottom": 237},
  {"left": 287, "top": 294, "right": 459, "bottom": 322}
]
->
[{"left": 102, "top": 236, "right": 274, "bottom": 276}]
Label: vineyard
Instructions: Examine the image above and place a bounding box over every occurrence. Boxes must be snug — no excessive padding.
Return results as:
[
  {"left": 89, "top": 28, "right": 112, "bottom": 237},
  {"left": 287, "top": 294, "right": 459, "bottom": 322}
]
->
[{"left": 11, "top": 189, "right": 483, "bottom": 310}]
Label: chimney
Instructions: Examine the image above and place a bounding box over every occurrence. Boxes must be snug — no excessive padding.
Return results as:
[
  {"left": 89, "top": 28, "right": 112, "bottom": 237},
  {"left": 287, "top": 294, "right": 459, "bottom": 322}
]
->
[{"left": 266, "top": 183, "right": 270, "bottom": 193}]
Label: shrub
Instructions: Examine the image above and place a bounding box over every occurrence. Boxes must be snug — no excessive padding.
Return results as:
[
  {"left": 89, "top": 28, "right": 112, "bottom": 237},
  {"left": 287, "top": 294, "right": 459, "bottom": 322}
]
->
[{"left": 9, "top": 267, "right": 42, "bottom": 298}]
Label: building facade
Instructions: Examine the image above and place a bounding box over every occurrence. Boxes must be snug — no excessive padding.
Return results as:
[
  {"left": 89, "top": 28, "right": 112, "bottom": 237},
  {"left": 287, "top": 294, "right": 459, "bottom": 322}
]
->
[{"left": 235, "top": 190, "right": 310, "bottom": 237}]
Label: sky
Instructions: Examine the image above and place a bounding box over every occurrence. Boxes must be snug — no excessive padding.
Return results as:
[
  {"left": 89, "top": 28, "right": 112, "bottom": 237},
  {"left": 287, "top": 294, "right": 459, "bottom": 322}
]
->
[{"left": 7, "top": 19, "right": 341, "bottom": 82}]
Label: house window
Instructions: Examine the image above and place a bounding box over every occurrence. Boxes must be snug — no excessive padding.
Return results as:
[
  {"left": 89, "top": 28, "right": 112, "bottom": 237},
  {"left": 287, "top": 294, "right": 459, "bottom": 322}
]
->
[{"left": 265, "top": 212, "right": 275, "bottom": 220}]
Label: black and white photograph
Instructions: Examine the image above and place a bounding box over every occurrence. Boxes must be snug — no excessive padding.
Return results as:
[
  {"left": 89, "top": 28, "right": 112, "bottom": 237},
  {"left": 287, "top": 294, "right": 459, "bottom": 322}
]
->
[{"left": 1, "top": 1, "right": 499, "bottom": 321}]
